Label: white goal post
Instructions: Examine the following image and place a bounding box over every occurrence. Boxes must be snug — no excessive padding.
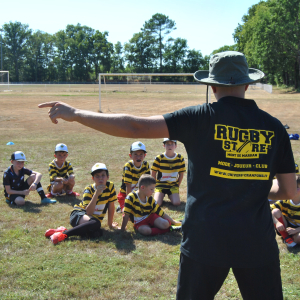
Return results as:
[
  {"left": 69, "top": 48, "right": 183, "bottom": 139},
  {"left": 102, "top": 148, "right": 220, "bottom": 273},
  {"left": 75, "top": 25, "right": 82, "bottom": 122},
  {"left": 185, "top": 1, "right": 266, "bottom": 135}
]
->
[
  {"left": 98, "top": 73, "right": 201, "bottom": 112},
  {"left": 0, "top": 71, "right": 9, "bottom": 84}
]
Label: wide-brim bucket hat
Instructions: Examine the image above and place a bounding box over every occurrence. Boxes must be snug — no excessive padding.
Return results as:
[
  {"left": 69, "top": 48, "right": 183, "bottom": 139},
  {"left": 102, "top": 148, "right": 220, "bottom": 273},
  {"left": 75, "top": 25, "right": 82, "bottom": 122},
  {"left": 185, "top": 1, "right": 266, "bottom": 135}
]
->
[{"left": 194, "top": 51, "right": 264, "bottom": 86}]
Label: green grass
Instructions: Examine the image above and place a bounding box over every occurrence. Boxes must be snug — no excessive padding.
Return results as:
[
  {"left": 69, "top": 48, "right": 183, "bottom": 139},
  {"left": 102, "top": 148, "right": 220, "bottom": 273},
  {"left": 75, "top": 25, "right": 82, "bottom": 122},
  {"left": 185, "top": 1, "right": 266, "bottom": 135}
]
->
[{"left": 0, "top": 90, "right": 300, "bottom": 299}]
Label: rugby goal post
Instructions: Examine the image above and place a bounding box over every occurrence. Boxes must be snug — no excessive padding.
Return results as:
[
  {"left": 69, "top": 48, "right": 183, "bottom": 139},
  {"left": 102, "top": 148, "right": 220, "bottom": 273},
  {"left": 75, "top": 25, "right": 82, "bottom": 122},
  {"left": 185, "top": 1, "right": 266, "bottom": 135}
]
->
[
  {"left": 0, "top": 71, "right": 9, "bottom": 87},
  {"left": 98, "top": 73, "right": 211, "bottom": 112}
]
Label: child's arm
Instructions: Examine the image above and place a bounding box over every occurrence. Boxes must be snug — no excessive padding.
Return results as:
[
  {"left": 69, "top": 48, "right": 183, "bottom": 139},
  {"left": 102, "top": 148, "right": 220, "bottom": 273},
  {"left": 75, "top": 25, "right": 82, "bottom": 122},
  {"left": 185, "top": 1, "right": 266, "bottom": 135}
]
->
[
  {"left": 178, "top": 172, "right": 184, "bottom": 187},
  {"left": 151, "top": 170, "right": 157, "bottom": 180},
  {"left": 85, "top": 184, "right": 105, "bottom": 215},
  {"left": 268, "top": 173, "right": 297, "bottom": 201},
  {"left": 28, "top": 171, "right": 42, "bottom": 191},
  {"left": 125, "top": 183, "right": 132, "bottom": 195},
  {"left": 286, "top": 226, "right": 300, "bottom": 235},
  {"left": 121, "top": 214, "right": 130, "bottom": 231},
  {"left": 272, "top": 214, "right": 285, "bottom": 232},
  {"left": 162, "top": 212, "right": 181, "bottom": 226},
  {"left": 5, "top": 185, "right": 30, "bottom": 196},
  {"left": 107, "top": 202, "right": 118, "bottom": 228}
]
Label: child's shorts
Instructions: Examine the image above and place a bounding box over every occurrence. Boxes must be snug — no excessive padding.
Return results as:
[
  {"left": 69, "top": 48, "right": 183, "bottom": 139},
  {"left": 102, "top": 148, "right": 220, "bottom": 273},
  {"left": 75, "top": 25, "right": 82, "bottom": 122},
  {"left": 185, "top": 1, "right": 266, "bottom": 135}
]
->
[
  {"left": 154, "top": 186, "right": 179, "bottom": 196},
  {"left": 134, "top": 213, "right": 161, "bottom": 230},
  {"left": 70, "top": 210, "right": 101, "bottom": 228},
  {"left": 6, "top": 181, "right": 30, "bottom": 204}
]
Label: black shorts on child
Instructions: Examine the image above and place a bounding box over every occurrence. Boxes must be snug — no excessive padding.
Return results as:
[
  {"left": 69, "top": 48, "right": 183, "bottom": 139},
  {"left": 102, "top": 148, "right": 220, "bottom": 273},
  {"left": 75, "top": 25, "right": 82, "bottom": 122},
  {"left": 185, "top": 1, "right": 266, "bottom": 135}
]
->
[
  {"left": 69, "top": 210, "right": 101, "bottom": 228},
  {"left": 7, "top": 180, "right": 30, "bottom": 205}
]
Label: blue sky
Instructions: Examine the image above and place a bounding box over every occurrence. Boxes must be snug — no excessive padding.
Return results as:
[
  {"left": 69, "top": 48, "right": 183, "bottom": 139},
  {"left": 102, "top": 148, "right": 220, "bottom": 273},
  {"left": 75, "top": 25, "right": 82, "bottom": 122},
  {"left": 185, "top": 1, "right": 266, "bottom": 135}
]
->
[{"left": 1, "top": 0, "right": 261, "bottom": 56}]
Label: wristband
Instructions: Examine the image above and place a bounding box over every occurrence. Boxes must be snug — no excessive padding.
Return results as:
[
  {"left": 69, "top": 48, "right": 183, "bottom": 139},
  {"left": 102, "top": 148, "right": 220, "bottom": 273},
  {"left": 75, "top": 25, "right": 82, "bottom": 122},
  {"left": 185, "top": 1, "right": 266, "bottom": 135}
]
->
[{"left": 33, "top": 182, "right": 38, "bottom": 186}]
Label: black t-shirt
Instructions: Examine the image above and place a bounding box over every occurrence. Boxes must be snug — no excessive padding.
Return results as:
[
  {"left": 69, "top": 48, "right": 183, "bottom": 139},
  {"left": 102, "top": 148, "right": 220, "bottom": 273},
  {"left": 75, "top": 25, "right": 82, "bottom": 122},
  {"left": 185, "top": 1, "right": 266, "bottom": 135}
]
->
[
  {"left": 3, "top": 166, "right": 32, "bottom": 198},
  {"left": 164, "top": 96, "right": 295, "bottom": 268}
]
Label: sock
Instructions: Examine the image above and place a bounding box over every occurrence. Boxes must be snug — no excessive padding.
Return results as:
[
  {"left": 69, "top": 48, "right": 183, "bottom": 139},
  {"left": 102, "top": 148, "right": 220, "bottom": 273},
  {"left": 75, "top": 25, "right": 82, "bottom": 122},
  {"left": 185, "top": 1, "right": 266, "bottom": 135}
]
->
[
  {"left": 150, "top": 227, "right": 170, "bottom": 236},
  {"left": 118, "top": 198, "right": 125, "bottom": 210},
  {"left": 64, "top": 219, "right": 102, "bottom": 238},
  {"left": 36, "top": 182, "right": 46, "bottom": 200},
  {"left": 275, "top": 216, "right": 289, "bottom": 239}
]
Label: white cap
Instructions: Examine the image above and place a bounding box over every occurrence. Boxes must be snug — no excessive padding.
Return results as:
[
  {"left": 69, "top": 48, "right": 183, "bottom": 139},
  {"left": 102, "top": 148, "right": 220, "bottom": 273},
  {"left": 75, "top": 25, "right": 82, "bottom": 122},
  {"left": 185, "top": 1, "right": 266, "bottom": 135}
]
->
[
  {"left": 91, "top": 163, "right": 108, "bottom": 174},
  {"left": 55, "top": 143, "right": 68, "bottom": 152},
  {"left": 163, "top": 138, "right": 177, "bottom": 143},
  {"left": 11, "top": 151, "right": 27, "bottom": 161},
  {"left": 130, "top": 141, "right": 147, "bottom": 153}
]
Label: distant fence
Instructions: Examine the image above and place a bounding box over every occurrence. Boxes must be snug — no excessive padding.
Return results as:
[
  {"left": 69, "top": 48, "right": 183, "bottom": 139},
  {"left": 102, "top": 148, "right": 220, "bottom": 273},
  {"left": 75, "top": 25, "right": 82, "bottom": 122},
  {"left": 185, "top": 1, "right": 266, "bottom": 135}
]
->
[{"left": 250, "top": 83, "right": 272, "bottom": 93}]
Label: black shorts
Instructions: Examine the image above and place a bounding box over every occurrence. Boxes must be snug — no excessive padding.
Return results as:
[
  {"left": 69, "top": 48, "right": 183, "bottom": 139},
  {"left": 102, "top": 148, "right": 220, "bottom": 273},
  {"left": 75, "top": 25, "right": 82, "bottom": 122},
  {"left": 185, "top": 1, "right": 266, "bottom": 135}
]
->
[
  {"left": 69, "top": 210, "right": 101, "bottom": 228},
  {"left": 6, "top": 181, "right": 30, "bottom": 205}
]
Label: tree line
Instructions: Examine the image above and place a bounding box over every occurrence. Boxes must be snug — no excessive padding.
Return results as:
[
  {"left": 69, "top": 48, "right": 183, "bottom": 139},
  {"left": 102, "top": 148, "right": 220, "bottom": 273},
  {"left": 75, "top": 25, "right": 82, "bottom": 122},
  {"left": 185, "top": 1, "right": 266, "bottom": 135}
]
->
[
  {"left": 233, "top": 0, "right": 300, "bottom": 89},
  {"left": 0, "top": 14, "right": 209, "bottom": 83}
]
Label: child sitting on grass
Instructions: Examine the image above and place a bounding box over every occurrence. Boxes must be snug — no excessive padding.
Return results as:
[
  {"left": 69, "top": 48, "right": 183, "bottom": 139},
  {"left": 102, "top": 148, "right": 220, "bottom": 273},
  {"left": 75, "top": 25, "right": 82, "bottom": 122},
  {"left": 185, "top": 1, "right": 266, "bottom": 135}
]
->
[
  {"left": 121, "top": 174, "right": 181, "bottom": 236},
  {"left": 46, "top": 143, "right": 80, "bottom": 198},
  {"left": 45, "top": 163, "right": 118, "bottom": 245},
  {"left": 271, "top": 175, "right": 300, "bottom": 247},
  {"left": 116, "top": 141, "right": 150, "bottom": 213},
  {"left": 151, "top": 138, "right": 186, "bottom": 206},
  {"left": 3, "top": 151, "right": 55, "bottom": 205}
]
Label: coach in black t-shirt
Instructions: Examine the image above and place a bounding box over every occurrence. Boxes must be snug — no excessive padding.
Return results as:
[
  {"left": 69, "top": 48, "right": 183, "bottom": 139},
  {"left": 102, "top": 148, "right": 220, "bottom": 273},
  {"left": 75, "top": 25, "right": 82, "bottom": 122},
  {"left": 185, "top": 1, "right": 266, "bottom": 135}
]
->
[{"left": 39, "top": 51, "right": 297, "bottom": 300}]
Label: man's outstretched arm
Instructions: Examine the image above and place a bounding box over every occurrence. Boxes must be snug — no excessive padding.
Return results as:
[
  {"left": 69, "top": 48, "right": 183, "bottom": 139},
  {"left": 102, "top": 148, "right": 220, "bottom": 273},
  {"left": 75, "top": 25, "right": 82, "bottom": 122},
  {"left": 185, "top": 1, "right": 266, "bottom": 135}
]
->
[{"left": 38, "top": 101, "right": 169, "bottom": 139}]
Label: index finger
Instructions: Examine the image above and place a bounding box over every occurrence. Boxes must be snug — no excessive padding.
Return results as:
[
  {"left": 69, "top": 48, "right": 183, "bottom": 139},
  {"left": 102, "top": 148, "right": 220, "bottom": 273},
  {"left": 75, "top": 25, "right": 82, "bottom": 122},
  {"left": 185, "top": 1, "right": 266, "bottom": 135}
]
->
[{"left": 38, "top": 102, "right": 60, "bottom": 108}]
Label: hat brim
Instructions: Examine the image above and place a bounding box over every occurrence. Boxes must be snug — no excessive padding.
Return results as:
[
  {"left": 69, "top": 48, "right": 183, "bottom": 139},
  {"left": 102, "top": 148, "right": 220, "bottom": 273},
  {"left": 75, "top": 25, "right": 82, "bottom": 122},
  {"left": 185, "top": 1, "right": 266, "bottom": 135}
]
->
[{"left": 194, "top": 68, "right": 265, "bottom": 86}]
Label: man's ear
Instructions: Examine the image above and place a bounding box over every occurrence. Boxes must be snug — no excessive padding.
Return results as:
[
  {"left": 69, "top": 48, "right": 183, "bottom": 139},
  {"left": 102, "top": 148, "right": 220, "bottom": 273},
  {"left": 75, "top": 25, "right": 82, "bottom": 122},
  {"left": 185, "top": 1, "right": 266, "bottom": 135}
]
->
[
  {"left": 245, "top": 85, "right": 249, "bottom": 91},
  {"left": 211, "top": 86, "right": 217, "bottom": 94}
]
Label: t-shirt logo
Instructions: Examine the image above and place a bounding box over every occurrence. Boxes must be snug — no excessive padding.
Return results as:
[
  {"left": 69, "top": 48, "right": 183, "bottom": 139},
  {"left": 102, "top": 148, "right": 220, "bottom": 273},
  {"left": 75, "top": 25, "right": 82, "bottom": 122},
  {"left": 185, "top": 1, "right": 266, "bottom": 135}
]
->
[{"left": 214, "top": 124, "right": 274, "bottom": 159}]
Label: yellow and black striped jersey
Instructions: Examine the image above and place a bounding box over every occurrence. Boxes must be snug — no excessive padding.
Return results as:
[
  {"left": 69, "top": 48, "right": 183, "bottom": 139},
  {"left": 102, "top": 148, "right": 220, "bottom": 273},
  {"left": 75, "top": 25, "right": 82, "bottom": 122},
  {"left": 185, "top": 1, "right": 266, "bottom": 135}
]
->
[
  {"left": 271, "top": 200, "right": 300, "bottom": 227},
  {"left": 124, "top": 191, "right": 164, "bottom": 224},
  {"left": 151, "top": 153, "right": 186, "bottom": 188},
  {"left": 48, "top": 160, "right": 74, "bottom": 182},
  {"left": 72, "top": 181, "right": 117, "bottom": 223},
  {"left": 120, "top": 160, "right": 150, "bottom": 194}
]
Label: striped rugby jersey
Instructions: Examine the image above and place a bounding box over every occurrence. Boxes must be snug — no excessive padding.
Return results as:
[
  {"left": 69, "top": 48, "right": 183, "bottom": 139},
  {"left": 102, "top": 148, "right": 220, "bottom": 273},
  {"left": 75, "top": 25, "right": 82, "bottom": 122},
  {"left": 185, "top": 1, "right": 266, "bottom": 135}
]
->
[
  {"left": 124, "top": 191, "right": 164, "bottom": 224},
  {"left": 72, "top": 181, "right": 117, "bottom": 223},
  {"left": 120, "top": 160, "right": 150, "bottom": 194},
  {"left": 271, "top": 200, "right": 300, "bottom": 227},
  {"left": 151, "top": 153, "right": 186, "bottom": 189}
]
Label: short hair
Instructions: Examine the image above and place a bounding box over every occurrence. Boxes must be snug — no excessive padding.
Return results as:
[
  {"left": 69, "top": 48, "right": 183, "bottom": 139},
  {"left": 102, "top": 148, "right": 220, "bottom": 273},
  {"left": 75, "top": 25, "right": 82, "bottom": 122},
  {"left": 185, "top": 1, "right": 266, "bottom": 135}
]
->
[
  {"left": 92, "top": 169, "right": 109, "bottom": 177},
  {"left": 55, "top": 151, "right": 67, "bottom": 154},
  {"left": 138, "top": 174, "right": 156, "bottom": 189}
]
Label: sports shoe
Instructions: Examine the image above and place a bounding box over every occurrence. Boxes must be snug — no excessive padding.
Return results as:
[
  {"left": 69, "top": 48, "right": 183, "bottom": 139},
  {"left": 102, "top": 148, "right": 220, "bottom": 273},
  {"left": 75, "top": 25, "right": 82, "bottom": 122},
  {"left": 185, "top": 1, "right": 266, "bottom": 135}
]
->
[
  {"left": 41, "top": 198, "right": 56, "bottom": 204},
  {"left": 116, "top": 206, "right": 122, "bottom": 213},
  {"left": 45, "top": 193, "right": 55, "bottom": 198},
  {"left": 67, "top": 191, "right": 80, "bottom": 197},
  {"left": 50, "top": 232, "right": 68, "bottom": 245},
  {"left": 284, "top": 124, "right": 290, "bottom": 129},
  {"left": 45, "top": 226, "right": 67, "bottom": 238},
  {"left": 284, "top": 236, "right": 297, "bottom": 247},
  {"left": 170, "top": 224, "right": 182, "bottom": 232}
]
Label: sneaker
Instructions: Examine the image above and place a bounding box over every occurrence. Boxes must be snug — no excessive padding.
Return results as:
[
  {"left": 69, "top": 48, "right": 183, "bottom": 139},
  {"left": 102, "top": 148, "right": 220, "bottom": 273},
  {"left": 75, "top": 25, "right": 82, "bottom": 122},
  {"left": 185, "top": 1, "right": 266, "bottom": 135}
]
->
[
  {"left": 45, "top": 193, "right": 55, "bottom": 198},
  {"left": 284, "top": 236, "right": 297, "bottom": 247},
  {"left": 170, "top": 224, "right": 182, "bottom": 232},
  {"left": 50, "top": 232, "right": 68, "bottom": 245},
  {"left": 116, "top": 206, "right": 122, "bottom": 213},
  {"left": 41, "top": 198, "right": 56, "bottom": 204},
  {"left": 67, "top": 191, "right": 80, "bottom": 197},
  {"left": 284, "top": 124, "right": 290, "bottom": 129},
  {"left": 45, "top": 226, "right": 67, "bottom": 238}
]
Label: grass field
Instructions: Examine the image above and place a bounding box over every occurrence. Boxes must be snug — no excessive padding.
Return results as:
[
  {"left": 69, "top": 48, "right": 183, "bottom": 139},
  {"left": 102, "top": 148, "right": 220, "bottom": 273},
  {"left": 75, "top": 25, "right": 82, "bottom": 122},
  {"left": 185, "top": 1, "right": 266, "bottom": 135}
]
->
[{"left": 0, "top": 85, "right": 300, "bottom": 299}]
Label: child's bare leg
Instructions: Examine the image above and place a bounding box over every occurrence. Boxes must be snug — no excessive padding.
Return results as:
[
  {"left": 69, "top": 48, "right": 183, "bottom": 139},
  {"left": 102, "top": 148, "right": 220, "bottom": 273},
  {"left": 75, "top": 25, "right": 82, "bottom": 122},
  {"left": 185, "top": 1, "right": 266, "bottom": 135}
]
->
[
  {"left": 137, "top": 225, "right": 152, "bottom": 236},
  {"left": 154, "top": 217, "right": 171, "bottom": 230},
  {"left": 52, "top": 181, "right": 64, "bottom": 194},
  {"left": 78, "top": 214, "right": 91, "bottom": 225},
  {"left": 64, "top": 177, "right": 75, "bottom": 193},
  {"left": 272, "top": 209, "right": 288, "bottom": 227},
  {"left": 169, "top": 193, "right": 181, "bottom": 206},
  {"left": 292, "top": 233, "right": 300, "bottom": 244},
  {"left": 154, "top": 192, "right": 165, "bottom": 206},
  {"left": 27, "top": 174, "right": 36, "bottom": 185},
  {"left": 14, "top": 196, "right": 25, "bottom": 206}
]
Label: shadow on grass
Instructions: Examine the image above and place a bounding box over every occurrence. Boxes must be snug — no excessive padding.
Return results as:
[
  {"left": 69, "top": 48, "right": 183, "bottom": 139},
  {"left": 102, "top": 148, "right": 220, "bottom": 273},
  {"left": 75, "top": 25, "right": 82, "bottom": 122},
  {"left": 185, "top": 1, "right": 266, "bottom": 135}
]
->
[
  {"left": 161, "top": 200, "right": 186, "bottom": 213},
  {"left": 52, "top": 195, "right": 81, "bottom": 207},
  {"left": 287, "top": 244, "right": 300, "bottom": 253},
  {"left": 8, "top": 201, "right": 42, "bottom": 213},
  {"left": 132, "top": 230, "right": 182, "bottom": 246}
]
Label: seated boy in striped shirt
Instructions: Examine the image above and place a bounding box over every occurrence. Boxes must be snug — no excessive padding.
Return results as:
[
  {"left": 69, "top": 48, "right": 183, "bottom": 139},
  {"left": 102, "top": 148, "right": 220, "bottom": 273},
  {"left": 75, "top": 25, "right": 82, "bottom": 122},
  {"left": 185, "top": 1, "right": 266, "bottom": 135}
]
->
[
  {"left": 271, "top": 175, "right": 300, "bottom": 247},
  {"left": 121, "top": 174, "right": 181, "bottom": 236},
  {"left": 45, "top": 163, "right": 118, "bottom": 244}
]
